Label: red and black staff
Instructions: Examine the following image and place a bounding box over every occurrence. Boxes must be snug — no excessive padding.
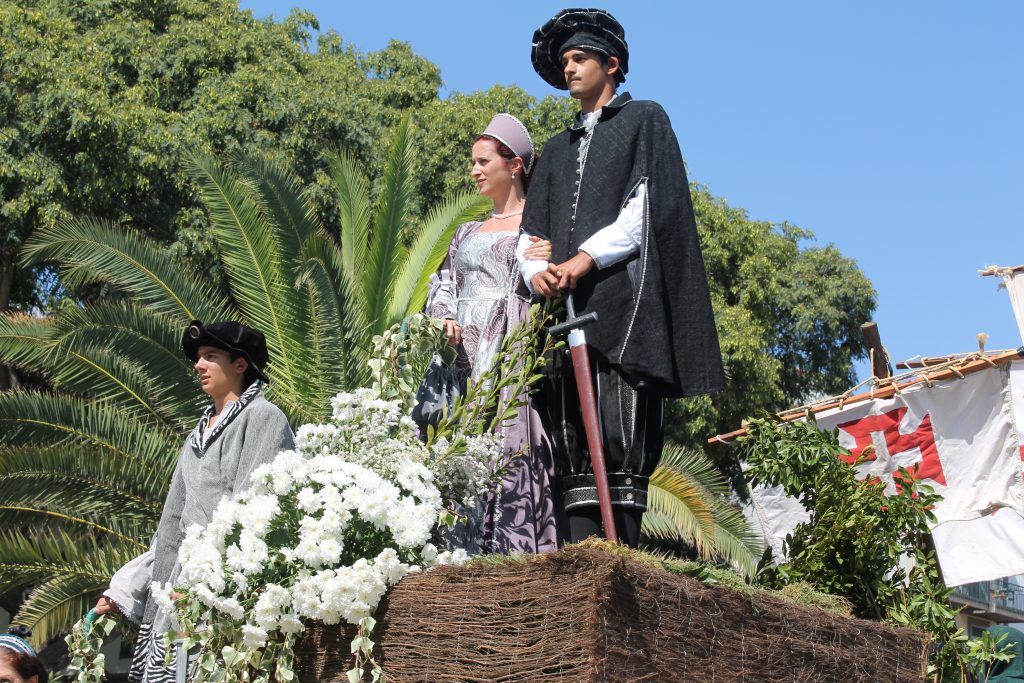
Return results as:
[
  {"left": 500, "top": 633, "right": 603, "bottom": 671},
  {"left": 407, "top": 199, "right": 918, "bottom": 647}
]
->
[{"left": 548, "top": 294, "right": 618, "bottom": 543}]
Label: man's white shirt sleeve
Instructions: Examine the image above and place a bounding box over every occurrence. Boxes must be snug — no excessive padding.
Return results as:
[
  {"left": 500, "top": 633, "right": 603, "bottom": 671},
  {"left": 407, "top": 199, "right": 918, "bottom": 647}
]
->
[{"left": 578, "top": 182, "right": 646, "bottom": 269}]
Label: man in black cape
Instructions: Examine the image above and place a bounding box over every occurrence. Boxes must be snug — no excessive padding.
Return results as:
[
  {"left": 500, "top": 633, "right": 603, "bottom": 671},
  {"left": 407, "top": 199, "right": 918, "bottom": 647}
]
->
[{"left": 518, "top": 8, "right": 725, "bottom": 547}]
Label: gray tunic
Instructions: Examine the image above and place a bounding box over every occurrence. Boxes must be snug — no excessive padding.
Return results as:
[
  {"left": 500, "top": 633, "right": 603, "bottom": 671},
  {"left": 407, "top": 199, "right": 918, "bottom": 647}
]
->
[{"left": 105, "top": 392, "right": 294, "bottom": 682}]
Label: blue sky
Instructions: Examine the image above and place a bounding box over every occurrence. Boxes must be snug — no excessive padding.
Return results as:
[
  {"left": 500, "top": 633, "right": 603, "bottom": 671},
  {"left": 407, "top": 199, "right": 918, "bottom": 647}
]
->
[{"left": 243, "top": 1, "right": 1023, "bottom": 381}]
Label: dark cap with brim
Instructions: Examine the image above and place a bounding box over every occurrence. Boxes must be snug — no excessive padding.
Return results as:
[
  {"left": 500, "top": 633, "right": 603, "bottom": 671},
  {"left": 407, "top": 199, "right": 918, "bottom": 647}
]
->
[
  {"left": 531, "top": 8, "right": 629, "bottom": 90},
  {"left": 182, "top": 320, "right": 270, "bottom": 383}
]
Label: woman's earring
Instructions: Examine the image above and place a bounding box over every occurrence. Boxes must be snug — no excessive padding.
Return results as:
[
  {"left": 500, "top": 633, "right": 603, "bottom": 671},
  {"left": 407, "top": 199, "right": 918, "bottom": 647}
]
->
[{"left": 511, "top": 173, "right": 516, "bottom": 179}]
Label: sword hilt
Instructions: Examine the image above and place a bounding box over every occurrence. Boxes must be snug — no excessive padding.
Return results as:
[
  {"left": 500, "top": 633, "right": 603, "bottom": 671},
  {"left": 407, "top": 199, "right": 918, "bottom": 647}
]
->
[{"left": 547, "top": 294, "right": 599, "bottom": 337}]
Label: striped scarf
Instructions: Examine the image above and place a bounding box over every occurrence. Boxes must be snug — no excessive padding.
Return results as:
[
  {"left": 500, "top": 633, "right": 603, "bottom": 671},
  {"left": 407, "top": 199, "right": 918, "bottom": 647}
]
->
[{"left": 187, "top": 380, "right": 265, "bottom": 456}]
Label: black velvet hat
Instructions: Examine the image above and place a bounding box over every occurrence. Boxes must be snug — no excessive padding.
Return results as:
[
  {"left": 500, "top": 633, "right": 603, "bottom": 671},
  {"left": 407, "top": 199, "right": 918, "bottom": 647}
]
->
[
  {"left": 531, "top": 8, "right": 629, "bottom": 90},
  {"left": 182, "top": 320, "right": 270, "bottom": 383}
]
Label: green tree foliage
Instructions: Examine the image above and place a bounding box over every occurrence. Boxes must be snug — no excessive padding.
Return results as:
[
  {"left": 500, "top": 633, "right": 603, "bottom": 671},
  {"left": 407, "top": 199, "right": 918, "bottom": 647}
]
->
[
  {"left": 0, "top": 0, "right": 569, "bottom": 320},
  {"left": 672, "top": 189, "right": 877, "bottom": 484},
  {"left": 738, "top": 416, "right": 1011, "bottom": 681},
  {"left": 0, "top": 138, "right": 485, "bottom": 644}
]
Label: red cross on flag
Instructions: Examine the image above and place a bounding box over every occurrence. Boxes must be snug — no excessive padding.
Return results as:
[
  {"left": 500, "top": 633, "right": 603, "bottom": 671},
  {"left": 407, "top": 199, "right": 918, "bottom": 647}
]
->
[{"left": 746, "top": 359, "right": 1024, "bottom": 587}]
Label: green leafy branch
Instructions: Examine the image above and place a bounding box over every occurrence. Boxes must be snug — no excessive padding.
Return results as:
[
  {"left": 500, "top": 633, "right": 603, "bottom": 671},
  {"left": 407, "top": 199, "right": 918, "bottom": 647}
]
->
[{"left": 738, "top": 415, "right": 1014, "bottom": 681}]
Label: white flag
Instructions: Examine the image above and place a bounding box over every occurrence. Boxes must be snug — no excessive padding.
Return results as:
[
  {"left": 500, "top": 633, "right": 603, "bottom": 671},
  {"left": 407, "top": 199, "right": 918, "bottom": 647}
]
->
[
  {"left": 1005, "top": 271, "right": 1024, "bottom": 346},
  {"left": 748, "top": 360, "right": 1024, "bottom": 586}
]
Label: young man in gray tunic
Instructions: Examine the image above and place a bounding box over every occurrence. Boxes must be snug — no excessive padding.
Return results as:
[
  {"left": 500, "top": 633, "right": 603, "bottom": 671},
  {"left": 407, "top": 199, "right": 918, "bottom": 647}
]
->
[
  {"left": 93, "top": 321, "right": 294, "bottom": 683},
  {"left": 519, "top": 8, "right": 725, "bottom": 547}
]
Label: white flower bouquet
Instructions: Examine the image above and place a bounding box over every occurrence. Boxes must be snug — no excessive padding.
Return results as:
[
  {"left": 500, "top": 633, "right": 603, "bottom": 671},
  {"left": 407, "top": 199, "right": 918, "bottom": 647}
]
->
[
  {"left": 158, "top": 307, "right": 556, "bottom": 683},
  {"left": 162, "top": 390, "right": 497, "bottom": 683}
]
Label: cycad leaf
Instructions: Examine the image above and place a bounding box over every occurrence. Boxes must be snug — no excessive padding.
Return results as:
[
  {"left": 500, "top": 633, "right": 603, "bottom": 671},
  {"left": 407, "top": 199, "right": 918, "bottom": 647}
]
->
[
  {"left": 19, "top": 217, "right": 229, "bottom": 323},
  {"left": 387, "top": 190, "right": 491, "bottom": 324},
  {"left": 327, "top": 149, "right": 372, "bottom": 282},
  {"left": 364, "top": 118, "right": 415, "bottom": 335}
]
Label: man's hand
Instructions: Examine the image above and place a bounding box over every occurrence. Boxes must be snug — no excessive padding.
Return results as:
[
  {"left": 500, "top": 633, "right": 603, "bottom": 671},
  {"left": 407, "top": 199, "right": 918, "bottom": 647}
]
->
[
  {"left": 530, "top": 270, "right": 562, "bottom": 298},
  {"left": 552, "top": 252, "right": 596, "bottom": 291},
  {"left": 93, "top": 596, "right": 121, "bottom": 616}
]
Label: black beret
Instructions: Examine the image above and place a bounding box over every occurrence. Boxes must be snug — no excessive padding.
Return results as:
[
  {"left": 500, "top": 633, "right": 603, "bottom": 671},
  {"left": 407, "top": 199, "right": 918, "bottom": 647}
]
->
[{"left": 182, "top": 320, "right": 270, "bottom": 383}]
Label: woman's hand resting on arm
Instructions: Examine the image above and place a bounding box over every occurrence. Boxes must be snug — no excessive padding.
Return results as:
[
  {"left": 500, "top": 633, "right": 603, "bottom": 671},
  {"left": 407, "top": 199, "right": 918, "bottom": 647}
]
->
[
  {"left": 443, "top": 319, "right": 462, "bottom": 346},
  {"left": 523, "top": 236, "right": 552, "bottom": 261}
]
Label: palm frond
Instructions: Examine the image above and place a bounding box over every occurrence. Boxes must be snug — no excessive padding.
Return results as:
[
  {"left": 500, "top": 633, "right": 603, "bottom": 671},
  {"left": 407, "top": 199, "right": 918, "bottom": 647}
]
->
[
  {"left": 296, "top": 232, "right": 370, "bottom": 393},
  {"left": 658, "top": 443, "right": 733, "bottom": 498},
  {"left": 327, "top": 149, "right": 372, "bottom": 284},
  {"left": 3, "top": 530, "right": 143, "bottom": 645},
  {"left": 386, "top": 190, "right": 491, "bottom": 324},
  {"left": 644, "top": 444, "right": 762, "bottom": 576},
  {"left": 708, "top": 502, "right": 763, "bottom": 579},
  {"left": 364, "top": 118, "right": 415, "bottom": 335},
  {"left": 0, "top": 530, "right": 140, "bottom": 645},
  {"left": 186, "top": 154, "right": 309, "bottom": 407},
  {"left": 45, "top": 347, "right": 177, "bottom": 425},
  {"left": 0, "top": 464, "right": 163, "bottom": 525},
  {"left": 0, "top": 314, "right": 58, "bottom": 378},
  {"left": 0, "top": 446, "right": 171, "bottom": 512},
  {"left": 0, "top": 529, "right": 139, "bottom": 591},
  {"left": 645, "top": 466, "right": 716, "bottom": 556},
  {"left": 51, "top": 303, "right": 203, "bottom": 429},
  {"left": 15, "top": 576, "right": 105, "bottom": 646},
  {"left": 231, "top": 153, "right": 320, "bottom": 266},
  {"left": 19, "top": 217, "right": 230, "bottom": 323},
  {"left": 0, "top": 506, "right": 149, "bottom": 548},
  {"left": 0, "top": 391, "right": 178, "bottom": 466}
]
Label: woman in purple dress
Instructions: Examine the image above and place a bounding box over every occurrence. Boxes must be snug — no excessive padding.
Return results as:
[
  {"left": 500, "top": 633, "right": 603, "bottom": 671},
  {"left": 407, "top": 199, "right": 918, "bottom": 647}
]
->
[{"left": 426, "top": 113, "right": 561, "bottom": 554}]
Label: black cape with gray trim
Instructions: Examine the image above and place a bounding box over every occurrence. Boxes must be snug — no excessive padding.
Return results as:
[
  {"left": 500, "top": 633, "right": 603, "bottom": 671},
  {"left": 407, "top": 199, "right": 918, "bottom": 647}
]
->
[{"left": 522, "top": 93, "right": 725, "bottom": 398}]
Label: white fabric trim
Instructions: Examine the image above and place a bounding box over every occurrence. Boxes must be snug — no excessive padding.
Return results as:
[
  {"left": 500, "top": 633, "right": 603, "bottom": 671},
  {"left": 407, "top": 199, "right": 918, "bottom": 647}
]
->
[
  {"left": 579, "top": 182, "right": 646, "bottom": 269},
  {"left": 517, "top": 233, "right": 549, "bottom": 295}
]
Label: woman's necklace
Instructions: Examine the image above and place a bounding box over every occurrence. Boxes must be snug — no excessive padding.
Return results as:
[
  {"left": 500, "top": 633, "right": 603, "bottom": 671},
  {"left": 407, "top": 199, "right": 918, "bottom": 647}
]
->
[{"left": 492, "top": 208, "right": 524, "bottom": 219}]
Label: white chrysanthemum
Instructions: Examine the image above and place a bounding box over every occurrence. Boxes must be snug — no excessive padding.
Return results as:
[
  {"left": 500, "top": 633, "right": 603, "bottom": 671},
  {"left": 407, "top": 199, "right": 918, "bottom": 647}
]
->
[
  {"left": 434, "top": 548, "right": 471, "bottom": 567},
  {"left": 253, "top": 584, "right": 292, "bottom": 631},
  {"left": 151, "top": 582, "right": 177, "bottom": 617},
  {"left": 296, "top": 486, "right": 321, "bottom": 514},
  {"left": 241, "top": 624, "right": 269, "bottom": 648},
  {"left": 225, "top": 530, "right": 269, "bottom": 575},
  {"left": 279, "top": 616, "right": 304, "bottom": 634},
  {"left": 244, "top": 494, "right": 281, "bottom": 531},
  {"left": 420, "top": 543, "right": 438, "bottom": 566}
]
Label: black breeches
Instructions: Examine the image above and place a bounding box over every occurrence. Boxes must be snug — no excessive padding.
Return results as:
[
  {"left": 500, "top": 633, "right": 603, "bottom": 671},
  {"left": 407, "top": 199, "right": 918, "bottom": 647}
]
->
[
  {"left": 538, "top": 348, "right": 665, "bottom": 544},
  {"left": 567, "top": 506, "right": 644, "bottom": 548}
]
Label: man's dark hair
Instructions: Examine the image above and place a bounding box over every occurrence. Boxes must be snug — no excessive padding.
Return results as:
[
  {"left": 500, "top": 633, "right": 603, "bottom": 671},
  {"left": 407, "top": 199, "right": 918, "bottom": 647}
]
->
[
  {"left": 228, "top": 351, "right": 261, "bottom": 389},
  {"left": 596, "top": 52, "right": 626, "bottom": 85}
]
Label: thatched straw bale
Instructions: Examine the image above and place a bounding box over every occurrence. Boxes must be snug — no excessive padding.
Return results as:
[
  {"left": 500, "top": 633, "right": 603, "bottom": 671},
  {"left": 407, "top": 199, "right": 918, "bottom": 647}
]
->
[{"left": 296, "top": 546, "right": 928, "bottom": 682}]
